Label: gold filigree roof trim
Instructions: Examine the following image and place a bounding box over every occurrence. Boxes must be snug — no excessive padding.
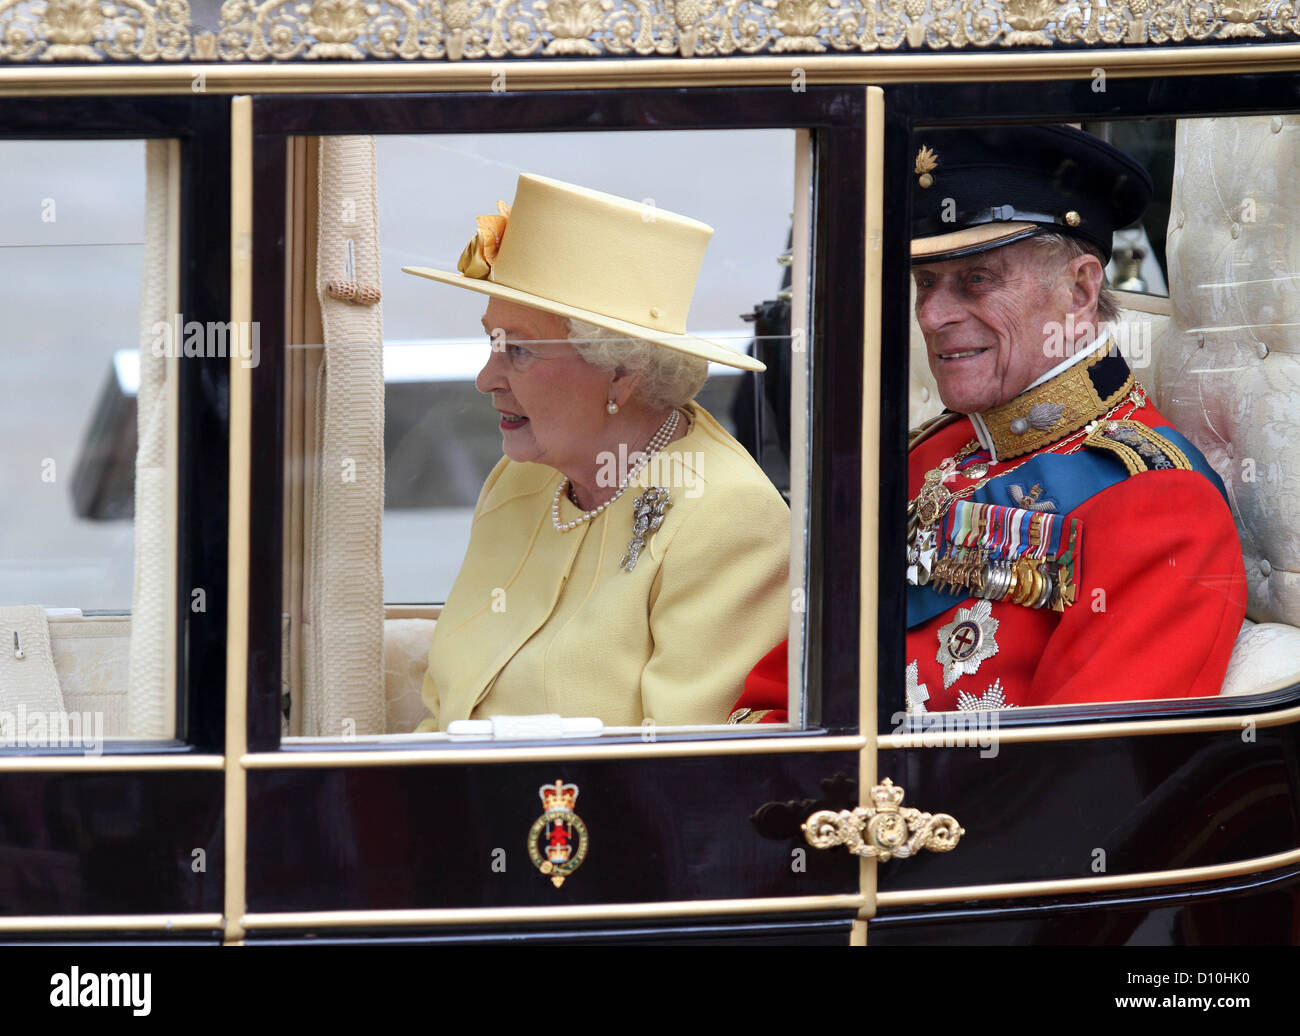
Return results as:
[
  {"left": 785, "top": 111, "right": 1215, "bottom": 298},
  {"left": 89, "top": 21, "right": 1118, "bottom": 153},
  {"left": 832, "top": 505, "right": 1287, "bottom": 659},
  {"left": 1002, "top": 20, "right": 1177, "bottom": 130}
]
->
[
  {"left": 0, "top": 0, "right": 192, "bottom": 60},
  {"left": 211, "top": 0, "right": 1300, "bottom": 59},
  {"left": 0, "top": 0, "right": 1295, "bottom": 62}
]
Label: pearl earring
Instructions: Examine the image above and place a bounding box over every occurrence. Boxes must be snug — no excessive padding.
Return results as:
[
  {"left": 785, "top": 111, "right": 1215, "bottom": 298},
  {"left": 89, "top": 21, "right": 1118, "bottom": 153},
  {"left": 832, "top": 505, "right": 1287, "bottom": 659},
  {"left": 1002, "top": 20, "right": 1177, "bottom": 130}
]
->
[{"left": 606, "top": 400, "right": 620, "bottom": 415}]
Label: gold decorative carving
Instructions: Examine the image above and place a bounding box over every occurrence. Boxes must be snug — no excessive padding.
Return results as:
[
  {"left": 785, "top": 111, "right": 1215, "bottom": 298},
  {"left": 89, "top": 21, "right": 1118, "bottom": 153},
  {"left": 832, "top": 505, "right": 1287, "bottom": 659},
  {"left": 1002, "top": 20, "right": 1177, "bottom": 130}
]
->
[
  {"left": 766, "top": 0, "right": 833, "bottom": 52},
  {"left": 42, "top": 0, "right": 104, "bottom": 60},
  {"left": 0, "top": 0, "right": 191, "bottom": 60},
  {"left": 1002, "top": 0, "right": 1061, "bottom": 44},
  {"left": 1217, "top": 0, "right": 1266, "bottom": 35},
  {"left": 540, "top": 0, "right": 614, "bottom": 54},
  {"left": 0, "top": 0, "right": 1294, "bottom": 61},
  {"left": 802, "top": 777, "right": 965, "bottom": 862}
]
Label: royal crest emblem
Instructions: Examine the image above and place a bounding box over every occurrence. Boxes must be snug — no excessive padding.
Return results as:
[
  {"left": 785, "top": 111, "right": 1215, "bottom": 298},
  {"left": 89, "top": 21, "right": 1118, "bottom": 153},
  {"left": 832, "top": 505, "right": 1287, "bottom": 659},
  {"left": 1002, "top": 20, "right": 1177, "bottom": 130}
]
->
[{"left": 528, "top": 780, "right": 590, "bottom": 888}]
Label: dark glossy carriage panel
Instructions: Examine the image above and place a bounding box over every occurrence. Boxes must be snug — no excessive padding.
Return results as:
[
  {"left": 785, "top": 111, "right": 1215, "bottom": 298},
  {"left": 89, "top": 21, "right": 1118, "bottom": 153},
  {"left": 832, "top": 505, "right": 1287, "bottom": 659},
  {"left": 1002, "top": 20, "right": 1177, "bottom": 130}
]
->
[
  {"left": 0, "top": 930, "right": 224, "bottom": 946},
  {"left": 877, "top": 724, "right": 1300, "bottom": 891},
  {"left": 245, "top": 910, "right": 857, "bottom": 945},
  {"left": 871, "top": 861, "right": 1300, "bottom": 945},
  {"left": 0, "top": 770, "right": 224, "bottom": 916},
  {"left": 245, "top": 751, "right": 859, "bottom": 911}
]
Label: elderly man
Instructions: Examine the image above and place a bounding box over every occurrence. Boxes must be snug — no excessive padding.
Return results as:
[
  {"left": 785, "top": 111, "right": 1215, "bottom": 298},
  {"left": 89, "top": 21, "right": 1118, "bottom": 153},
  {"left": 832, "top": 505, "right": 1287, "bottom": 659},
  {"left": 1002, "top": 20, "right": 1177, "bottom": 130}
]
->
[{"left": 731, "top": 124, "right": 1247, "bottom": 720}]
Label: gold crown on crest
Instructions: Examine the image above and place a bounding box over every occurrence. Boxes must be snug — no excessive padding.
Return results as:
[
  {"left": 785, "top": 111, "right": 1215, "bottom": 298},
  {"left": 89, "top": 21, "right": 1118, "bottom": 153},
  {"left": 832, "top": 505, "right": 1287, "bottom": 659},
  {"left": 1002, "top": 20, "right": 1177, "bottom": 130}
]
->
[
  {"left": 869, "top": 778, "right": 907, "bottom": 812},
  {"left": 540, "top": 780, "right": 579, "bottom": 813}
]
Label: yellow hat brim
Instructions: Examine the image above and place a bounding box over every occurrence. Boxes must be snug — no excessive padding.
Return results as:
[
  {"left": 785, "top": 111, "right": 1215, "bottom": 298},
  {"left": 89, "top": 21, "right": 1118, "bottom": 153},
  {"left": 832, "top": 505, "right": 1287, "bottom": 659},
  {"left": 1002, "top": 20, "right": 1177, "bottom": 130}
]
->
[
  {"left": 395, "top": 265, "right": 759, "bottom": 374},
  {"left": 401, "top": 265, "right": 766, "bottom": 373}
]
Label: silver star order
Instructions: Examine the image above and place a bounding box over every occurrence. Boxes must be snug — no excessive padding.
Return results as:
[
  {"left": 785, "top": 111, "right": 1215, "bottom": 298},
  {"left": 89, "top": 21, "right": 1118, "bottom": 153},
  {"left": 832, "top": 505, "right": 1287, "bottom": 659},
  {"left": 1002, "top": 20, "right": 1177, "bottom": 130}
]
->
[
  {"left": 906, "top": 525, "right": 938, "bottom": 586},
  {"left": 906, "top": 660, "right": 930, "bottom": 715},
  {"left": 936, "top": 598, "right": 1000, "bottom": 689},
  {"left": 956, "top": 678, "right": 1016, "bottom": 712}
]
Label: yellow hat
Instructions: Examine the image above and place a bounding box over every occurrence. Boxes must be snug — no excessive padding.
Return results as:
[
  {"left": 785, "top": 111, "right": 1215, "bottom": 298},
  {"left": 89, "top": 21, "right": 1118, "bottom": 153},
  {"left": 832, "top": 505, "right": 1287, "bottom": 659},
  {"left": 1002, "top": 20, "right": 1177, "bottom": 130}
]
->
[{"left": 402, "top": 173, "right": 765, "bottom": 373}]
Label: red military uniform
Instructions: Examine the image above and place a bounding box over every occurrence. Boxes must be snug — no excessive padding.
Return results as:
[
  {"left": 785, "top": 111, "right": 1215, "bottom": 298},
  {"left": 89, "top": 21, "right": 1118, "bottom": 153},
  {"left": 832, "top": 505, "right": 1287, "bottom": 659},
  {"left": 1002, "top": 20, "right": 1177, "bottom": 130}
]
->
[
  {"left": 731, "top": 123, "right": 1249, "bottom": 722},
  {"left": 731, "top": 342, "right": 1248, "bottom": 720}
]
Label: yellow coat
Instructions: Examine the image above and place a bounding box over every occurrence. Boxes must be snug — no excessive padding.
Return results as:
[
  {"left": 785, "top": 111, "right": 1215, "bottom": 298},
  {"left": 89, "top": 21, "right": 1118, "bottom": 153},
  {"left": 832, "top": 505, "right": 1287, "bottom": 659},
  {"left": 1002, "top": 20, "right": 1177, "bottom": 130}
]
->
[{"left": 416, "top": 403, "right": 790, "bottom": 730}]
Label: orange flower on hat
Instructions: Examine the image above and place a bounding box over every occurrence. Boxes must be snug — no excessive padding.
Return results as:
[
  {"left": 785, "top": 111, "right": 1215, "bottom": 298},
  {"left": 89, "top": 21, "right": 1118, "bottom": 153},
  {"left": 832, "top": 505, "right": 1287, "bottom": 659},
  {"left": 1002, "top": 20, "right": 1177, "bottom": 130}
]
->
[{"left": 457, "top": 200, "right": 511, "bottom": 279}]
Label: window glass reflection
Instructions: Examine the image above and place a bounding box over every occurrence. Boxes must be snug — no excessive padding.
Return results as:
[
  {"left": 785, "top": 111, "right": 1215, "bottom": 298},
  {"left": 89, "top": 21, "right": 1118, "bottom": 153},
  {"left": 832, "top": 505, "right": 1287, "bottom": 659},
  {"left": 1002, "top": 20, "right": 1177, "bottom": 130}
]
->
[
  {"left": 284, "top": 129, "right": 805, "bottom": 739},
  {"left": 0, "top": 139, "right": 176, "bottom": 746},
  {"left": 898, "top": 118, "right": 1268, "bottom": 719}
]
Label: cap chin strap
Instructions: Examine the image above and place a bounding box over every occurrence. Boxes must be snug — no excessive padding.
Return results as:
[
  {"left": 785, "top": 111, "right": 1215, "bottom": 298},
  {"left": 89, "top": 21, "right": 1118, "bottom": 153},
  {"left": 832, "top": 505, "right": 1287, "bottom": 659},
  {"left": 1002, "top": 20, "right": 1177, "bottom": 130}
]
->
[{"left": 912, "top": 206, "right": 1079, "bottom": 239}]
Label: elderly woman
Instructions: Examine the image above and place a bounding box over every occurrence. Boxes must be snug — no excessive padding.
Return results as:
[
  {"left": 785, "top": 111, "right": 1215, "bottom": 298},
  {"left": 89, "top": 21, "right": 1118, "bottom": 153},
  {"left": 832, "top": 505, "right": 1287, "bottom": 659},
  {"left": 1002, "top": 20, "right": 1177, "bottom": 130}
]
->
[{"left": 402, "top": 174, "right": 790, "bottom": 730}]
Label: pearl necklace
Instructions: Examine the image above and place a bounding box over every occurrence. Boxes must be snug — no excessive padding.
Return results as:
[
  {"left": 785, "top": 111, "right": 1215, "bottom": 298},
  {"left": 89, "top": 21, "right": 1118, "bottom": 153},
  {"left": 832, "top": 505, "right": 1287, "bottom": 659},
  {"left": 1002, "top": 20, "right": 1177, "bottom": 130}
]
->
[{"left": 551, "top": 409, "right": 681, "bottom": 532}]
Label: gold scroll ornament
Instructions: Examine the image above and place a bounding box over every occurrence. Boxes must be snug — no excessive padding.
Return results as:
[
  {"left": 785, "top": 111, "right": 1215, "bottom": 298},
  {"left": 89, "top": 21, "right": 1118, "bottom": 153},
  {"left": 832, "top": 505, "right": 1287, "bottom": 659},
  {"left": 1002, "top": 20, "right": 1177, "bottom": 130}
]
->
[{"left": 802, "top": 778, "right": 964, "bottom": 862}]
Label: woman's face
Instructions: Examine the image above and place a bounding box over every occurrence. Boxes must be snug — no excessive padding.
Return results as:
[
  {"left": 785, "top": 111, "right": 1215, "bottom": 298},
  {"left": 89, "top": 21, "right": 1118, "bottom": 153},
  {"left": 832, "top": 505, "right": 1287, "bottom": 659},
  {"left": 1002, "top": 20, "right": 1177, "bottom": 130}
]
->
[{"left": 475, "top": 296, "right": 612, "bottom": 471}]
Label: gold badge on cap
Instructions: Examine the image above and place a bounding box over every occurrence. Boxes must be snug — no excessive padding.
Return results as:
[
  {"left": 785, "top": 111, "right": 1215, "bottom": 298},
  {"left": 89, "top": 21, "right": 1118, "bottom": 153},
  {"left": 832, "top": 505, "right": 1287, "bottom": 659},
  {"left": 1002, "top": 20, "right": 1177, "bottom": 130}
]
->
[
  {"left": 936, "top": 599, "right": 1000, "bottom": 689},
  {"left": 915, "top": 145, "right": 938, "bottom": 189},
  {"left": 529, "top": 780, "right": 590, "bottom": 888}
]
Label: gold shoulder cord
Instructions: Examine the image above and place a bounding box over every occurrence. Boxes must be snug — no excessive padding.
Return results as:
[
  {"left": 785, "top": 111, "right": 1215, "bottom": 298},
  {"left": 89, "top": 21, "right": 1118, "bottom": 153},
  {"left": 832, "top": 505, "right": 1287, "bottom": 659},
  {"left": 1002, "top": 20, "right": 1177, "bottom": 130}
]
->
[{"left": 1082, "top": 419, "right": 1193, "bottom": 476}]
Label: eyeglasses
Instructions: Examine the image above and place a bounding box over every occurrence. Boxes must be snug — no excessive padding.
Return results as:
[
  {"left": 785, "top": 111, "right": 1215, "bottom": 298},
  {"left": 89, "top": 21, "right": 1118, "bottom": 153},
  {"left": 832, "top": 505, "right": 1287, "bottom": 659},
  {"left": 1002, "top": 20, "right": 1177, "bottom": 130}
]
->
[{"left": 485, "top": 334, "right": 571, "bottom": 373}]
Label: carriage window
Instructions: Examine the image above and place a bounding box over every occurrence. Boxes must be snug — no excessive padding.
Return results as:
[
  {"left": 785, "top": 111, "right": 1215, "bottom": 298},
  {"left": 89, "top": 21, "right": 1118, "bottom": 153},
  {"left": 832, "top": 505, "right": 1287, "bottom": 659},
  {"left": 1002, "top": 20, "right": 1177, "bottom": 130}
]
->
[
  {"left": 0, "top": 138, "right": 179, "bottom": 747},
  {"left": 281, "top": 128, "right": 809, "bottom": 740},
  {"left": 899, "top": 113, "right": 1299, "bottom": 726},
  {"left": 1086, "top": 120, "right": 1174, "bottom": 300}
]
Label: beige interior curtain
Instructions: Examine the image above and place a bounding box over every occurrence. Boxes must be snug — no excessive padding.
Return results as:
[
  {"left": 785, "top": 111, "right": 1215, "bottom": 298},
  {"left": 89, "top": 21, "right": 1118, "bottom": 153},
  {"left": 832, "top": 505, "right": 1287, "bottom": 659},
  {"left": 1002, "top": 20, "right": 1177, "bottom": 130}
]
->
[
  {"left": 126, "top": 138, "right": 180, "bottom": 738},
  {"left": 298, "top": 136, "right": 387, "bottom": 737}
]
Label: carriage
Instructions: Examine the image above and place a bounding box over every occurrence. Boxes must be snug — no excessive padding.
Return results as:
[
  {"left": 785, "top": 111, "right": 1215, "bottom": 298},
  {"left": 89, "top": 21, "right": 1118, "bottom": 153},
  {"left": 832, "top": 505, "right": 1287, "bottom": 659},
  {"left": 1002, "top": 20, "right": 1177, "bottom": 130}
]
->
[{"left": 1, "top": 0, "right": 1298, "bottom": 947}]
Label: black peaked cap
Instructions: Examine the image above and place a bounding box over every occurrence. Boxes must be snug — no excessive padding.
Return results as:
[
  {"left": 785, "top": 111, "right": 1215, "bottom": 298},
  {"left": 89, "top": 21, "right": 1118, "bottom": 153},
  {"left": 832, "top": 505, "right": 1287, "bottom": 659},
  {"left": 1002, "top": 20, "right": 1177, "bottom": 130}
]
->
[{"left": 911, "top": 124, "right": 1154, "bottom": 264}]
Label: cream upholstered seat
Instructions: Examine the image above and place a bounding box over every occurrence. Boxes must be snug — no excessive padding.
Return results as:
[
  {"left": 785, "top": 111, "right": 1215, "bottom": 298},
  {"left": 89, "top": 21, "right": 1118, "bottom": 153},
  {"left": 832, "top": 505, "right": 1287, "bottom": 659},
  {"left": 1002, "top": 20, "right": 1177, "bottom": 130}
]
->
[
  {"left": 1152, "top": 114, "right": 1300, "bottom": 695},
  {"left": 385, "top": 617, "right": 437, "bottom": 732}
]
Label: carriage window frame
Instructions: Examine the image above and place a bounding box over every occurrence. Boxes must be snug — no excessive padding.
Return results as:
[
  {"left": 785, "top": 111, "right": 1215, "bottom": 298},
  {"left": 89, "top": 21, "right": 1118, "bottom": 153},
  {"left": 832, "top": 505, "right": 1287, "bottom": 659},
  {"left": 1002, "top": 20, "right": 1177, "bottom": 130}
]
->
[
  {"left": 0, "top": 96, "right": 230, "bottom": 757},
  {"left": 879, "top": 72, "right": 1300, "bottom": 735},
  {"left": 247, "top": 87, "right": 870, "bottom": 752}
]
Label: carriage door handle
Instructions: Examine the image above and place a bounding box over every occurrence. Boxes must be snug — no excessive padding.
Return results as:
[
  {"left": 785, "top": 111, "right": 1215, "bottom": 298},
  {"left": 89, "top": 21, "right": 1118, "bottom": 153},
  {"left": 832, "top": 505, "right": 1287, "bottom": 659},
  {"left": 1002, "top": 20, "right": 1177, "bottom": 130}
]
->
[{"left": 802, "top": 778, "right": 965, "bottom": 861}]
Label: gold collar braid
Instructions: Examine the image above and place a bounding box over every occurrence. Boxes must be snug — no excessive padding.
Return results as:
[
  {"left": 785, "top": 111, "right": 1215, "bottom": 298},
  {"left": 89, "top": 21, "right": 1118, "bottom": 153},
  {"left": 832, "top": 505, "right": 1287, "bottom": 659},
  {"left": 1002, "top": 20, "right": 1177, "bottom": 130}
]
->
[{"left": 972, "top": 345, "right": 1134, "bottom": 461}]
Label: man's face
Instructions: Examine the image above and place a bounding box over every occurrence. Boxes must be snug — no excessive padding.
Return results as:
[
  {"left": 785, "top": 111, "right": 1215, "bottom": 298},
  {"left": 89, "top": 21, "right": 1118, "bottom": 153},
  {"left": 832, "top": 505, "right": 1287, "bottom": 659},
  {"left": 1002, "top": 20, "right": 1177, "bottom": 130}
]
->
[{"left": 912, "top": 239, "right": 1076, "bottom": 415}]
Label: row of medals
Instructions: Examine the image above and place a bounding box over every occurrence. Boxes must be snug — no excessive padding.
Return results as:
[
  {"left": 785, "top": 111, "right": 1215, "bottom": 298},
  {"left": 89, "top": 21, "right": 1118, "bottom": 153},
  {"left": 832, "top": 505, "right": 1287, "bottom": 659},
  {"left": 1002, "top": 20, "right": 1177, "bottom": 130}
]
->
[{"left": 905, "top": 442, "right": 1074, "bottom": 612}]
